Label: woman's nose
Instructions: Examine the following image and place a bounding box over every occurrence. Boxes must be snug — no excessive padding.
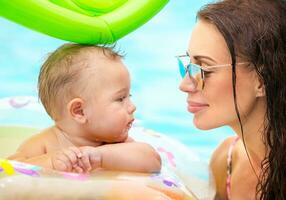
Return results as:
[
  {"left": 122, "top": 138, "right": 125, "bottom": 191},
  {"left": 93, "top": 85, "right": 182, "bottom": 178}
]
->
[{"left": 179, "top": 74, "right": 198, "bottom": 93}]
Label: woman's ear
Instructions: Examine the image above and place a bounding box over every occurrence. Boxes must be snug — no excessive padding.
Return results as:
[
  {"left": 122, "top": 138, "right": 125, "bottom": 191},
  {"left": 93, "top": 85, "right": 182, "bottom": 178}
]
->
[
  {"left": 67, "top": 98, "right": 87, "bottom": 124},
  {"left": 255, "top": 76, "right": 265, "bottom": 97}
]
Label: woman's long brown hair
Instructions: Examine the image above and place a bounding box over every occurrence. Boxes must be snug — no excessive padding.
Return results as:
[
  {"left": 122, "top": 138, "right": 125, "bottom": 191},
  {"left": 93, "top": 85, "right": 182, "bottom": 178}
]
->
[{"left": 197, "top": 0, "right": 286, "bottom": 199}]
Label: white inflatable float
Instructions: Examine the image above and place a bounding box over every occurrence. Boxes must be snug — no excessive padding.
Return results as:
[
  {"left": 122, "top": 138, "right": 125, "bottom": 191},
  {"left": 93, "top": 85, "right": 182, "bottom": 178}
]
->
[{"left": 0, "top": 96, "right": 214, "bottom": 200}]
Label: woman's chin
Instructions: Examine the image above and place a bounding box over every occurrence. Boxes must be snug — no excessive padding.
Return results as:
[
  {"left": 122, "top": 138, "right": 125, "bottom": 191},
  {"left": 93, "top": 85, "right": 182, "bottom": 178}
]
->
[
  {"left": 193, "top": 119, "right": 218, "bottom": 130},
  {"left": 195, "top": 124, "right": 212, "bottom": 130}
]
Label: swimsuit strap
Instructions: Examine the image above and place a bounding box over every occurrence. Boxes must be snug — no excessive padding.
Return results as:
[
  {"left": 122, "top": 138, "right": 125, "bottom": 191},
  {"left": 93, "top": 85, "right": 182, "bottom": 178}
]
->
[{"left": 226, "top": 136, "right": 240, "bottom": 200}]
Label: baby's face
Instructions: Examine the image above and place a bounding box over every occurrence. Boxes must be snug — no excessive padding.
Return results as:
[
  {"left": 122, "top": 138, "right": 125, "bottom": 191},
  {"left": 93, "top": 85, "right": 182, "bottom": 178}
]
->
[{"left": 81, "top": 53, "right": 136, "bottom": 143}]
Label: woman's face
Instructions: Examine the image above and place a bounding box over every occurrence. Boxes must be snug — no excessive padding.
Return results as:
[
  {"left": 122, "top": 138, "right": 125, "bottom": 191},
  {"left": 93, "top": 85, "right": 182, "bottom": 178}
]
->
[{"left": 180, "top": 20, "right": 260, "bottom": 130}]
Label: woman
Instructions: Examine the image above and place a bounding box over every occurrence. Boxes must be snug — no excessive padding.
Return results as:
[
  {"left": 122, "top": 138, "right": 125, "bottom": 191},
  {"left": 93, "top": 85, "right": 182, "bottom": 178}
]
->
[{"left": 178, "top": 0, "right": 286, "bottom": 199}]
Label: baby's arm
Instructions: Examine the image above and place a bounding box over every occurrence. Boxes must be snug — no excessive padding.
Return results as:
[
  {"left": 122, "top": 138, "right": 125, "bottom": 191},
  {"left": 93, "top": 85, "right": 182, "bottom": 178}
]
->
[
  {"left": 7, "top": 133, "right": 84, "bottom": 172},
  {"left": 9, "top": 143, "right": 85, "bottom": 173},
  {"left": 80, "top": 141, "right": 161, "bottom": 173},
  {"left": 7, "top": 133, "right": 54, "bottom": 168}
]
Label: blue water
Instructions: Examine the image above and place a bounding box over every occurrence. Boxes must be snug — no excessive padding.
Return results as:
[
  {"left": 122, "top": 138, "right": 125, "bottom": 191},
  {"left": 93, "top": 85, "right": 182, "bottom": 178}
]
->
[{"left": 0, "top": 1, "right": 234, "bottom": 163}]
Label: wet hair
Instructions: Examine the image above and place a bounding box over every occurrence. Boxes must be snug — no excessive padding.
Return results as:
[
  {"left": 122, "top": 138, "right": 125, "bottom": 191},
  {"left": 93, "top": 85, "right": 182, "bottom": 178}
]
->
[
  {"left": 198, "top": 0, "right": 286, "bottom": 199},
  {"left": 38, "top": 43, "right": 124, "bottom": 120}
]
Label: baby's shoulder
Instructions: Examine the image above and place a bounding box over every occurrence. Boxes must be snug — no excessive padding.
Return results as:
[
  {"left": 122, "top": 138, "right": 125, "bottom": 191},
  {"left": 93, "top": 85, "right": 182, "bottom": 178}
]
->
[
  {"left": 24, "top": 127, "right": 54, "bottom": 142},
  {"left": 17, "top": 127, "right": 56, "bottom": 154}
]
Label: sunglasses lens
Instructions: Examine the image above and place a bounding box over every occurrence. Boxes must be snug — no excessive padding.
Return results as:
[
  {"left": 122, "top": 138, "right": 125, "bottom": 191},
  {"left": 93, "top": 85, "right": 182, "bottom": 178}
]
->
[
  {"left": 190, "top": 64, "right": 201, "bottom": 77},
  {"left": 177, "top": 58, "right": 186, "bottom": 78}
]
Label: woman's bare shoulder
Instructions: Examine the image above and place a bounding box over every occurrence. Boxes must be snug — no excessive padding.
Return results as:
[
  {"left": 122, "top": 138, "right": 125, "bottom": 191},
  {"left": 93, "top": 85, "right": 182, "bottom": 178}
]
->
[
  {"left": 211, "top": 136, "right": 237, "bottom": 165},
  {"left": 210, "top": 136, "right": 237, "bottom": 199}
]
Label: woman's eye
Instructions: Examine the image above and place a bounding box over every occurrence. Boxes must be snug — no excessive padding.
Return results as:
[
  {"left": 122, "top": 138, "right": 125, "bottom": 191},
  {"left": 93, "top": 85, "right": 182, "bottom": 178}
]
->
[{"left": 203, "top": 70, "right": 213, "bottom": 78}]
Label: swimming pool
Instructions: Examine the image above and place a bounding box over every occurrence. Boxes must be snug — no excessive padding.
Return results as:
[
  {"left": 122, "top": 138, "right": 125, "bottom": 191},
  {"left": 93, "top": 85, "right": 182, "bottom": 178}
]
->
[{"left": 0, "top": 0, "right": 234, "bottom": 165}]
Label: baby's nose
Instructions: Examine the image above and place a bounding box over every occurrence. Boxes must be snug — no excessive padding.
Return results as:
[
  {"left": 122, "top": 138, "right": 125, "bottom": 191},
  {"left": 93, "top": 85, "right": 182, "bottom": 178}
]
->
[{"left": 128, "top": 101, "right": 136, "bottom": 114}]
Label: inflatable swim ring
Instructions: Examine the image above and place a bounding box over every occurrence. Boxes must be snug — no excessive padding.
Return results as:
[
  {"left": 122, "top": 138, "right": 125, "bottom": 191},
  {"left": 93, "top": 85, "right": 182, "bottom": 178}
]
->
[
  {"left": 0, "top": 0, "right": 169, "bottom": 44},
  {"left": 0, "top": 160, "right": 195, "bottom": 200},
  {"left": 0, "top": 96, "right": 214, "bottom": 199}
]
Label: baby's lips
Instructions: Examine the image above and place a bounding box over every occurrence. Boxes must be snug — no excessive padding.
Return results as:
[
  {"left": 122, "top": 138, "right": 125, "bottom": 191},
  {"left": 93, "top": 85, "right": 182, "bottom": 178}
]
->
[{"left": 128, "top": 119, "right": 135, "bottom": 126}]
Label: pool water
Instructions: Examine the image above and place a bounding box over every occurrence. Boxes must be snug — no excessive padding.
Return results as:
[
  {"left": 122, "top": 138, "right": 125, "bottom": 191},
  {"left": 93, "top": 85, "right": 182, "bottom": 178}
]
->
[{"left": 0, "top": 0, "right": 234, "bottom": 164}]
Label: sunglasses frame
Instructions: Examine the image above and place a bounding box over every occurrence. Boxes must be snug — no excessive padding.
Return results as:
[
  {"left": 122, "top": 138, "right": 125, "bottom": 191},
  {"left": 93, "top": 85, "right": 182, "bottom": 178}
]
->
[{"left": 176, "top": 54, "right": 248, "bottom": 89}]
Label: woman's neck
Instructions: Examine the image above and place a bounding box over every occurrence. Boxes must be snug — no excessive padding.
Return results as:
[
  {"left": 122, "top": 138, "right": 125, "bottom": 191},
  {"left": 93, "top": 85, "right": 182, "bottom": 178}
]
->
[{"left": 231, "top": 98, "right": 267, "bottom": 170}]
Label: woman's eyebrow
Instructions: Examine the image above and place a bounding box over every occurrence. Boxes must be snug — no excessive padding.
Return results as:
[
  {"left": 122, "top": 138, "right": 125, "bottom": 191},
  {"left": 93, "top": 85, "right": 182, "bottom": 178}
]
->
[
  {"left": 193, "top": 54, "right": 217, "bottom": 64},
  {"left": 187, "top": 51, "right": 217, "bottom": 64}
]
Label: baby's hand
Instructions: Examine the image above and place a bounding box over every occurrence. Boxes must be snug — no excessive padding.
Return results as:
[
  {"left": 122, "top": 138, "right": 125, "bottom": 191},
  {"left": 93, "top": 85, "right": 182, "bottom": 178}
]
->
[
  {"left": 79, "top": 146, "right": 102, "bottom": 172},
  {"left": 51, "top": 147, "right": 84, "bottom": 173}
]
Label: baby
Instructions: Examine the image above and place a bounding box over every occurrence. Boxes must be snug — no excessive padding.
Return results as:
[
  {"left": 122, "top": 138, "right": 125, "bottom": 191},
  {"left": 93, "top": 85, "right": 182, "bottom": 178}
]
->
[{"left": 8, "top": 43, "right": 161, "bottom": 173}]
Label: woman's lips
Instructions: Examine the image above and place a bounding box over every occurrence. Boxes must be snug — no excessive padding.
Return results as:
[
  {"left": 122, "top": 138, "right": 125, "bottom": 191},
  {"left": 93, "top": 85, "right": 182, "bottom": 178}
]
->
[{"left": 187, "top": 101, "right": 209, "bottom": 113}]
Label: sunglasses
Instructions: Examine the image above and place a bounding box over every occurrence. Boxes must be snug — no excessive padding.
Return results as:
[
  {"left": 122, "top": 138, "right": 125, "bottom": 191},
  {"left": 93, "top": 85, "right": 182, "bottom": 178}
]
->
[{"left": 176, "top": 54, "right": 247, "bottom": 89}]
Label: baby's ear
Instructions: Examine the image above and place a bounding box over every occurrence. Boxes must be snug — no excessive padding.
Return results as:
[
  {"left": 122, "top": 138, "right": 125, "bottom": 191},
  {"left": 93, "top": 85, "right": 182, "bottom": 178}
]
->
[{"left": 67, "top": 98, "right": 87, "bottom": 124}]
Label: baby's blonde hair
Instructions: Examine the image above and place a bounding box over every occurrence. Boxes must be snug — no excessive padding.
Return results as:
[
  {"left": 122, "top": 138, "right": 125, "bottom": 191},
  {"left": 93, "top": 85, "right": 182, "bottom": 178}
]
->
[{"left": 38, "top": 43, "right": 123, "bottom": 120}]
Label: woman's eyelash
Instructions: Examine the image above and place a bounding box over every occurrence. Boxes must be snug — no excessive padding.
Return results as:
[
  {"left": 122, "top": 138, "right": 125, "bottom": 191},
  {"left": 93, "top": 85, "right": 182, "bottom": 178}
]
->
[{"left": 203, "top": 71, "right": 213, "bottom": 75}]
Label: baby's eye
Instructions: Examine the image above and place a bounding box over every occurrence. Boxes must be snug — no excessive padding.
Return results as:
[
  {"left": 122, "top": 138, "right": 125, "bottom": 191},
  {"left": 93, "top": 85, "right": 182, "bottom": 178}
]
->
[
  {"left": 116, "top": 94, "right": 132, "bottom": 102},
  {"left": 117, "top": 96, "right": 126, "bottom": 102}
]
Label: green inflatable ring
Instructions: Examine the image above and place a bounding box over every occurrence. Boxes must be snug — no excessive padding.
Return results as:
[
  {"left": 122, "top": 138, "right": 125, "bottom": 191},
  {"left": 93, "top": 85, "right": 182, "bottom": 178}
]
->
[{"left": 0, "top": 0, "right": 169, "bottom": 44}]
